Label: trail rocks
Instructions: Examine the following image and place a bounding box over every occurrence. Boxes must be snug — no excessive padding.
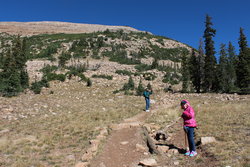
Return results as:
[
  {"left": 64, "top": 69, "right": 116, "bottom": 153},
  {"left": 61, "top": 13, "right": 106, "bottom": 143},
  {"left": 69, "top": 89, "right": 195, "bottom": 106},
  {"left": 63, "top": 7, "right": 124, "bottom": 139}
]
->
[
  {"left": 168, "top": 149, "right": 179, "bottom": 155},
  {"left": 201, "top": 136, "right": 216, "bottom": 145},
  {"left": 75, "top": 162, "right": 89, "bottom": 167},
  {"left": 81, "top": 127, "right": 108, "bottom": 163},
  {"left": 120, "top": 141, "right": 129, "bottom": 145},
  {"left": 136, "top": 143, "right": 147, "bottom": 152},
  {"left": 0, "top": 129, "right": 10, "bottom": 135},
  {"left": 156, "top": 145, "right": 169, "bottom": 153},
  {"left": 138, "top": 158, "right": 157, "bottom": 167}
]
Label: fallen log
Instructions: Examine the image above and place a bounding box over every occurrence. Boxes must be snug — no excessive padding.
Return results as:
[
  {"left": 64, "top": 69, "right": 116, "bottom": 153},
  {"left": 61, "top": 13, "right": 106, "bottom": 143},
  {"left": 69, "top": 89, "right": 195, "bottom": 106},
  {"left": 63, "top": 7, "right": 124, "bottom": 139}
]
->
[{"left": 142, "top": 126, "right": 160, "bottom": 155}]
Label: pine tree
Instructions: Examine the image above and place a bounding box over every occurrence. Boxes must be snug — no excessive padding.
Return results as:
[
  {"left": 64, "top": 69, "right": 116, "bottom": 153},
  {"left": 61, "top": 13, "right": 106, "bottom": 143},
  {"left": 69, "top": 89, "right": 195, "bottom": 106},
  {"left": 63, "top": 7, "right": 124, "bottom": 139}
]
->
[
  {"left": 127, "top": 76, "right": 135, "bottom": 90},
  {"left": 123, "top": 76, "right": 135, "bottom": 90},
  {"left": 146, "top": 82, "right": 152, "bottom": 91},
  {"left": 203, "top": 14, "right": 217, "bottom": 92},
  {"left": 227, "top": 42, "right": 238, "bottom": 92},
  {"left": 151, "top": 58, "right": 159, "bottom": 69},
  {"left": 237, "top": 27, "right": 250, "bottom": 93},
  {"left": 189, "top": 49, "right": 198, "bottom": 92},
  {"left": 136, "top": 79, "right": 144, "bottom": 96},
  {"left": 181, "top": 54, "right": 190, "bottom": 92},
  {"left": 197, "top": 38, "right": 205, "bottom": 92},
  {"left": 0, "top": 53, "right": 3, "bottom": 69},
  {"left": 217, "top": 44, "right": 228, "bottom": 92}
]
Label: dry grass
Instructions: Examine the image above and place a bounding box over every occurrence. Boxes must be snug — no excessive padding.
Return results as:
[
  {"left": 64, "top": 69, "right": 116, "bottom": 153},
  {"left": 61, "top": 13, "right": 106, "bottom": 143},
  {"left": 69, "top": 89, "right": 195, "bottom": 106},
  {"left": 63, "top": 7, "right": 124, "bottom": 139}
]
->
[
  {"left": 0, "top": 80, "right": 144, "bottom": 167},
  {"left": 147, "top": 93, "right": 250, "bottom": 167},
  {"left": 191, "top": 95, "right": 250, "bottom": 167}
]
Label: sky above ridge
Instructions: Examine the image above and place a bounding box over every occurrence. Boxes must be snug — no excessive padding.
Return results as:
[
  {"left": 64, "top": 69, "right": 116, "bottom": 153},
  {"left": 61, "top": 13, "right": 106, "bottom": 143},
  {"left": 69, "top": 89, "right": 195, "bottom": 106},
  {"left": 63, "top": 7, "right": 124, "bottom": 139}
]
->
[{"left": 1, "top": 0, "right": 250, "bottom": 58}]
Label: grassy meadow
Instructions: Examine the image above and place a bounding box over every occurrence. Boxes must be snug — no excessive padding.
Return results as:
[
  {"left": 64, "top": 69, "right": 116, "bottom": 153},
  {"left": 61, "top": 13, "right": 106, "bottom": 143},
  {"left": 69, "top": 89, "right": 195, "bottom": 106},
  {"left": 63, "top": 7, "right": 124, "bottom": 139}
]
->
[{"left": 0, "top": 80, "right": 144, "bottom": 167}]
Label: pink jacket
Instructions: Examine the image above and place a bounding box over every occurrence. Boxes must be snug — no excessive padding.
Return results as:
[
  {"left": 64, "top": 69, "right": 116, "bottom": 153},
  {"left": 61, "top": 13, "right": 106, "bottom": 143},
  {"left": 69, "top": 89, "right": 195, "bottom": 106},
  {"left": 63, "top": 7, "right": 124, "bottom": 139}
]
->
[{"left": 181, "top": 99, "right": 197, "bottom": 127}]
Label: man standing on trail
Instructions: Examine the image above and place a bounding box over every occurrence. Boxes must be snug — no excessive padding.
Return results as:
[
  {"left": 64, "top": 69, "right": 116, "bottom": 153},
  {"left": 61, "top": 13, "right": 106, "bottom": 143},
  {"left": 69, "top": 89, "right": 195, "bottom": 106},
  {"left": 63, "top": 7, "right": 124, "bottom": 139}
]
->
[
  {"left": 143, "top": 88, "right": 152, "bottom": 112},
  {"left": 180, "top": 100, "right": 197, "bottom": 157}
]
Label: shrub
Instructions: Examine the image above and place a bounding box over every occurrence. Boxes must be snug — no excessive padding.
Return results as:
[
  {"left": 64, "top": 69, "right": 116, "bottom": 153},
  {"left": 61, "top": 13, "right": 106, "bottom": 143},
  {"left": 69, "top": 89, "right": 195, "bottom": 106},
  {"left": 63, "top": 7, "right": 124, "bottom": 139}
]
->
[
  {"left": 58, "top": 52, "right": 71, "bottom": 67},
  {"left": 30, "top": 78, "right": 49, "bottom": 94},
  {"left": 122, "top": 76, "right": 135, "bottom": 91},
  {"left": 87, "top": 78, "right": 92, "bottom": 87},
  {"left": 40, "top": 65, "right": 58, "bottom": 74},
  {"left": 92, "top": 74, "right": 113, "bottom": 80},
  {"left": 136, "top": 79, "right": 144, "bottom": 96},
  {"left": 162, "top": 72, "right": 181, "bottom": 85},
  {"left": 115, "top": 70, "right": 133, "bottom": 76},
  {"left": 113, "top": 90, "right": 120, "bottom": 94},
  {"left": 34, "top": 45, "right": 58, "bottom": 60},
  {"left": 143, "top": 73, "right": 156, "bottom": 81},
  {"left": 67, "top": 64, "right": 87, "bottom": 74},
  {"left": 45, "top": 73, "right": 66, "bottom": 82},
  {"left": 135, "top": 64, "right": 152, "bottom": 72},
  {"left": 146, "top": 83, "right": 152, "bottom": 91},
  {"left": 107, "top": 50, "right": 140, "bottom": 65},
  {"left": 66, "top": 65, "right": 88, "bottom": 82}
]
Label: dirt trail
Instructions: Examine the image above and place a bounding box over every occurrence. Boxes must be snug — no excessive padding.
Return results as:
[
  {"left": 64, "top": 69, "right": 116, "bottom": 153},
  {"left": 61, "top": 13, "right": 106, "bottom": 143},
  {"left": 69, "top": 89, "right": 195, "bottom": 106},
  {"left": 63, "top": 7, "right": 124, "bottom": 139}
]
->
[
  {"left": 89, "top": 112, "right": 150, "bottom": 167},
  {"left": 83, "top": 96, "right": 219, "bottom": 167}
]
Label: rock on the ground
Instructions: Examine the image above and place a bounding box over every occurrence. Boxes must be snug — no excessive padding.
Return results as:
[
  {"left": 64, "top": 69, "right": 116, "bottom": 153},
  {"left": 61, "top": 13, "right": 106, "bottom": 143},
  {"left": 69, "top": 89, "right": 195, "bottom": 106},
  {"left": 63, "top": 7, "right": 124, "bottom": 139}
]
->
[
  {"left": 136, "top": 143, "right": 147, "bottom": 152},
  {"left": 0, "top": 129, "right": 10, "bottom": 134},
  {"left": 173, "top": 161, "right": 179, "bottom": 165},
  {"left": 138, "top": 158, "right": 157, "bottom": 167},
  {"left": 168, "top": 149, "right": 179, "bottom": 155},
  {"left": 75, "top": 162, "right": 89, "bottom": 167},
  {"left": 157, "top": 145, "right": 169, "bottom": 153},
  {"left": 99, "top": 162, "right": 106, "bottom": 167},
  {"left": 120, "top": 141, "right": 129, "bottom": 145},
  {"left": 201, "top": 137, "right": 216, "bottom": 145}
]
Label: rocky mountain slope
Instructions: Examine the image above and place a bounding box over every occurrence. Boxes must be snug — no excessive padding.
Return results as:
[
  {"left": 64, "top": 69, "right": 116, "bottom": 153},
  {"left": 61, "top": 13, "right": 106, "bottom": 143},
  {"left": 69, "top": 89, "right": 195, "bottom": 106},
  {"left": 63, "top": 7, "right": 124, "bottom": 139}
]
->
[
  {"left": 0, "top": 22, "right": 193, "bottom": 92},
  {"left": 0, "top": 21, "right": 142, "bottom": 36}
]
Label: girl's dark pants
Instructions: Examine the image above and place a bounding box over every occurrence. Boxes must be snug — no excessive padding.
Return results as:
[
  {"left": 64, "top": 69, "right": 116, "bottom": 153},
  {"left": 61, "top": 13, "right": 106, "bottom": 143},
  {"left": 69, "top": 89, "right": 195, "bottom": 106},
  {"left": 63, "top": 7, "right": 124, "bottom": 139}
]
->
[{"left": 184, "top": 126, "right": 196, "bottom": 152}]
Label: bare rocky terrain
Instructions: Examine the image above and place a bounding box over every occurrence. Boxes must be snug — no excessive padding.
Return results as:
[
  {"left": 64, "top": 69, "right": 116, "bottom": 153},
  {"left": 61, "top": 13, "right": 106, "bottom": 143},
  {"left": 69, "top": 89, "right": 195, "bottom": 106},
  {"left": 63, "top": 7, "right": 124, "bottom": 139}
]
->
[{"left": 0, "top": 21, "right": 142, "bottom": 36}]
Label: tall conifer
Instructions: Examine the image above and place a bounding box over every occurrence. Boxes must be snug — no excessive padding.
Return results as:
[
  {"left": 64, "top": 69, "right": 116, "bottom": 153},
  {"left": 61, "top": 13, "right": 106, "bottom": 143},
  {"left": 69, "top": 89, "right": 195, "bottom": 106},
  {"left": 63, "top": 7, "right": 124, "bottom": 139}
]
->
[
  {"left": 218, "top": 44, "right": 228, "bottom": 92},
  {"left": 227, "top": 42, "right": 237, "bottom": 92},
  {"left": 203, "top": 14, "right": 217, "bottom": 92},
  {"left": 237, "top": 28, "right": 250, "bottom": 93},
  {"left": 181, "top": 54, "right": 190, "bottom": 92}
]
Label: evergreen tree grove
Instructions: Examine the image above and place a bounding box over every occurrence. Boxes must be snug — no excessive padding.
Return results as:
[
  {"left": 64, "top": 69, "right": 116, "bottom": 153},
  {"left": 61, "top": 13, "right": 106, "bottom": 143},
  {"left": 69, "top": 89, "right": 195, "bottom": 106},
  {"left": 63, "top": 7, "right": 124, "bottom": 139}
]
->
[{"left": 0, "top": 37, "right": 29, "bottom": 96}]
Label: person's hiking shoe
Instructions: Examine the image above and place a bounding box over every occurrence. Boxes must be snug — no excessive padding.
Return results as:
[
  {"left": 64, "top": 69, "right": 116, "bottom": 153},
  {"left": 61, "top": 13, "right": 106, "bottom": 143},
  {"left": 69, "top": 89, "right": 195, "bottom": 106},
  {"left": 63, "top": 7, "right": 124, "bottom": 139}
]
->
[
  {"left": 146, "top": 110, "right": 150, "bottom": 112},
  {"left": 189, "top": 151, "right": 197, "bottom": 157},
  {"left": 184, "top": 151, "right": 190, "bottom": 156}
]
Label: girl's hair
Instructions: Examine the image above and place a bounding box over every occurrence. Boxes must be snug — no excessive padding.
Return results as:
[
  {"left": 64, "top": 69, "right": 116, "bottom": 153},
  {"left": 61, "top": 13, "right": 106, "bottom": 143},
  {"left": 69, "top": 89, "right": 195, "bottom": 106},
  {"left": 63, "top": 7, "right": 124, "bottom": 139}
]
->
[{"left": 180, "top": 100, "right": 187, "bottom": 105}]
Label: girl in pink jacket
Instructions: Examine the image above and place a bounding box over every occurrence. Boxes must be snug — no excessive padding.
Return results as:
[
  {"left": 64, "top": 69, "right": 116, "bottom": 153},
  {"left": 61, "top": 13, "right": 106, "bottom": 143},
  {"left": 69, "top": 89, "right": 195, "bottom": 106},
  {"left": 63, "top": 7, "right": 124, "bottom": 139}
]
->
[{"left": 181, "top": 99, "right": 197, "bottom": 157}]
